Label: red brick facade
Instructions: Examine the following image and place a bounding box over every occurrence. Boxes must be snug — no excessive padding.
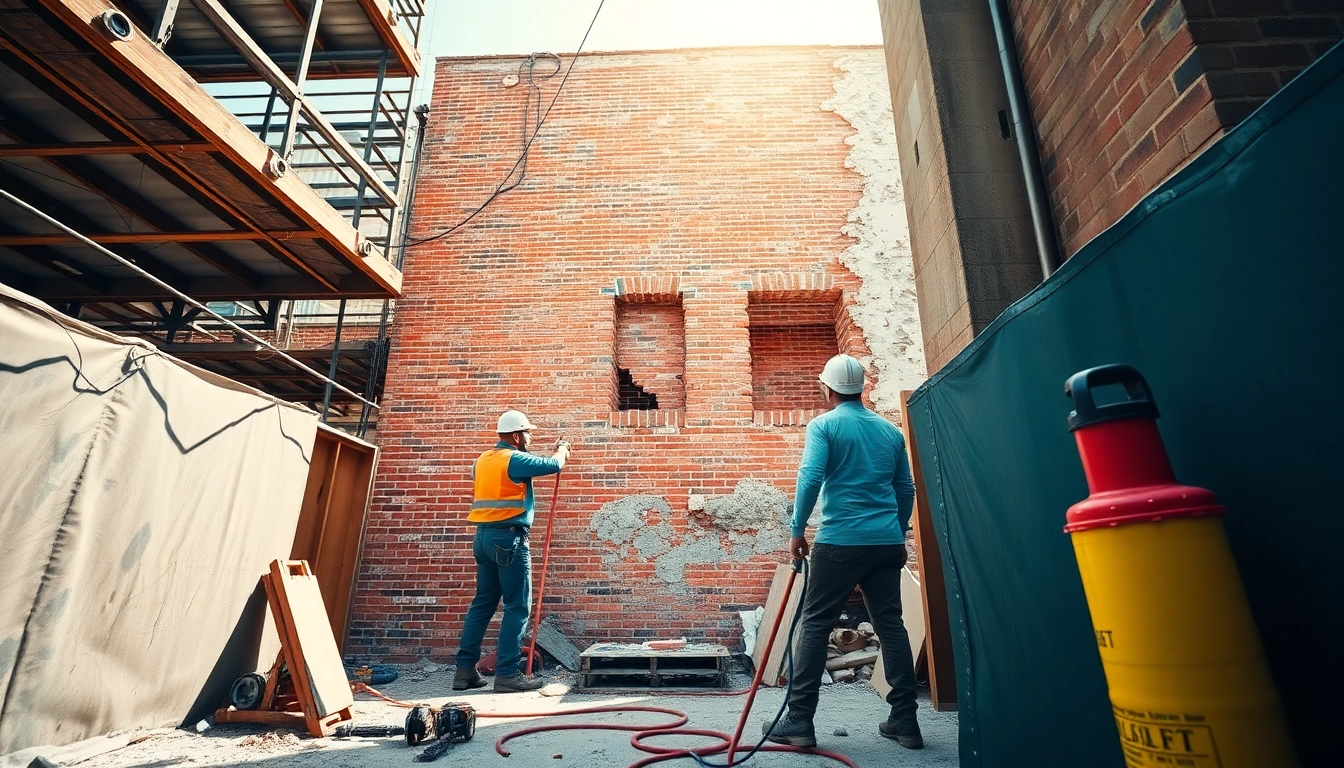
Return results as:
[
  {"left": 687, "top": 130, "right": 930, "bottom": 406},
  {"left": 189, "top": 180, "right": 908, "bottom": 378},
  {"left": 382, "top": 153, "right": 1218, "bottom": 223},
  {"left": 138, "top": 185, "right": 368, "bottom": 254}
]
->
[
  {"left": 1010, "top": 0, "right": 1344, "bottom": 254},
  {"left": 349, "top": 48, "right": 916, "bottom": 660}
]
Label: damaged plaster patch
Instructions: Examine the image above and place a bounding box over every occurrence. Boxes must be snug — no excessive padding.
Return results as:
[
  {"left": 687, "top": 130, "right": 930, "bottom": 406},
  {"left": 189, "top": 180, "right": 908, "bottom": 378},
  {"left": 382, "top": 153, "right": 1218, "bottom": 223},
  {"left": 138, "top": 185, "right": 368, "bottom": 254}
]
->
[
  {"left": 591, "top": 483, "right": 790, "bottom": 594},
  {"left": 589, "top": 495, "right": 672, "bottom": 545},
  {"left": 693, "top": 479, "right": 791, "bottom": 532},
  {"left": 823, "top": 52, "right": 927, "bottom": 414}
]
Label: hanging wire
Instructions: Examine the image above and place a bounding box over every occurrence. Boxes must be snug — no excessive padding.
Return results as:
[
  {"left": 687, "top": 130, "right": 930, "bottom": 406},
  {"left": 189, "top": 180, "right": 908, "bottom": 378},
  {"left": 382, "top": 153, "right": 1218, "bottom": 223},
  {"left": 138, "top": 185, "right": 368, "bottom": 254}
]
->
[{"left": 400, "top": 0, "right": 605, "bottom": 248}]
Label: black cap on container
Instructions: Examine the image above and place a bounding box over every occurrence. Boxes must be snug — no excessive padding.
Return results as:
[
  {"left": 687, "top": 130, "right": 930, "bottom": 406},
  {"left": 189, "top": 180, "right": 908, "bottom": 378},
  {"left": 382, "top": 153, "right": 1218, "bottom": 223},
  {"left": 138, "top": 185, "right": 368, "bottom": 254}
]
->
[{"left": 1064, "top": 364, "right": 1160, "bottom": 431}]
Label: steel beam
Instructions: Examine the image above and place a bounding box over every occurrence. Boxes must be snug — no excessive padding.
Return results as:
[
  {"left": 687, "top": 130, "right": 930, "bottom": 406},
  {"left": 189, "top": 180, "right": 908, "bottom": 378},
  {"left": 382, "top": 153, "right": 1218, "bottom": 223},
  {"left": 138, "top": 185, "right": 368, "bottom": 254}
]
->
[
  {"left": 280, "top": 0, "right": 325, "bottom": 158},
  {"left": 150, "top": 0, "right": 180, "bottom": 47},
  {"left": 187, "top": 0, "right": 400, "bottom": 207}
]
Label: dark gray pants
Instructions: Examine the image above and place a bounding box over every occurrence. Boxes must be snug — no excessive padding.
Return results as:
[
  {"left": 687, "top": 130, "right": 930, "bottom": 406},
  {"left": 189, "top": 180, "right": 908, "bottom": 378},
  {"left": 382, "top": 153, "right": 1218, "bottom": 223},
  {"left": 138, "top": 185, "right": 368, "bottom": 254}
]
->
[{"left": 785, "top": 543, "right": 918, "bottom": 722}]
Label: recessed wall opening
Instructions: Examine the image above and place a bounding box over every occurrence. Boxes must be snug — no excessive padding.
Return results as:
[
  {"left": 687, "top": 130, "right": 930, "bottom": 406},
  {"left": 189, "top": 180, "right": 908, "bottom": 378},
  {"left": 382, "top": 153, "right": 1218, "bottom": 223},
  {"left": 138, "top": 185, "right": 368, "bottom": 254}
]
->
[
  {"left": 614, "top": 293, "right": 685, "bottom": 413},
  {"left": 748, "top": 290, "right": 843, "bottom": 414}
]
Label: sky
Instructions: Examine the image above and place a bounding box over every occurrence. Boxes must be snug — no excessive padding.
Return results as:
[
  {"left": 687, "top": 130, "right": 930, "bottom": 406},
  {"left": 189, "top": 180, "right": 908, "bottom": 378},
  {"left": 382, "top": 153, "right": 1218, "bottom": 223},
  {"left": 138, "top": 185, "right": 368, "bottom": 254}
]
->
[
  {"left": 422, "top": 0, "right": 884, "bottom": 58},
  {"left": 413, "top": 0, "right": 885, "bottom": 99}
]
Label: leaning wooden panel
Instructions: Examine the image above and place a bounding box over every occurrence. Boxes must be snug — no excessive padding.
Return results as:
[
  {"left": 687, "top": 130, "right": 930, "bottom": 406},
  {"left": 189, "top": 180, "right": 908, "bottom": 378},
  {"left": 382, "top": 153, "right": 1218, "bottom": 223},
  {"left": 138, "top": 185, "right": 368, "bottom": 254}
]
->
[
  {"left": 752, "top": 564, "right": 805, "bottom": 687},
  {"left": 268, "top": 560, "right": 356, "bottom": 720},
  {"left": 32, "top": 0, "right": 402, "bottom": 297},
  {"left": 291, "top": 425, "right": 379, "bottom": 653},
  {"left": 899, "top": 390, "right": 957, "bottom": 711}
]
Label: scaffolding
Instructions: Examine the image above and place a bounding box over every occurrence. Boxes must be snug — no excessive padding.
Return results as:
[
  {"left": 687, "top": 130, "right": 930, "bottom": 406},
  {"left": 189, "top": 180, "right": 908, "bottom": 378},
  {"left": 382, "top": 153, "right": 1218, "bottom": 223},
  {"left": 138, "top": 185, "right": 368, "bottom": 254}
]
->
[{"left": 0, "top": 0, "right": 429, "bottom": 435}]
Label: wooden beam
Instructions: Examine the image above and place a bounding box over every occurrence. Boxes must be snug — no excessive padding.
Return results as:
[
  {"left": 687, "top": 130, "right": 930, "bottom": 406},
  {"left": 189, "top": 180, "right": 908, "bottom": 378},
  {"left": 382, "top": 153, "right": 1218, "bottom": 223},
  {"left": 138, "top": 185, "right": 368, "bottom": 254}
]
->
[
  {"left": 0, "top": 142, "right": 214, "bottom": 157},
  {"left": 0, "top": 231, "right": 321, "bottom": 245},
  {"left": 354, "top": 0, "right": 422, "bottom": 77},
  {"left": 899, "top": 390, "right": 958, "bottom": 711}
]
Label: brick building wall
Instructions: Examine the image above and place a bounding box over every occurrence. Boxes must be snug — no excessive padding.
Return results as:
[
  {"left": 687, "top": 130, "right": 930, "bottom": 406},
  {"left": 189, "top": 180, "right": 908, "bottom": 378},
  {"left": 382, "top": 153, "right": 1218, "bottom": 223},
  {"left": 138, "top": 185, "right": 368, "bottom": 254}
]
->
[
  {"left": 348, "top": 47, "right": 926, "bottom": 661},
  {"left": 1010, "top": 0, "right": 1344, "bottom": 254}
]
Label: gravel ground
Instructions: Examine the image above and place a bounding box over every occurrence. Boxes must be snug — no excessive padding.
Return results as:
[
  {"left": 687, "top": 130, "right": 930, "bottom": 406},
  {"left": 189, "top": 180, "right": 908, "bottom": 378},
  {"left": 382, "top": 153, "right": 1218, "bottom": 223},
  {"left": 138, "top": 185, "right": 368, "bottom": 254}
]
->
[{"left": 45, "top": 666, "right": 959, "bottom": 768}]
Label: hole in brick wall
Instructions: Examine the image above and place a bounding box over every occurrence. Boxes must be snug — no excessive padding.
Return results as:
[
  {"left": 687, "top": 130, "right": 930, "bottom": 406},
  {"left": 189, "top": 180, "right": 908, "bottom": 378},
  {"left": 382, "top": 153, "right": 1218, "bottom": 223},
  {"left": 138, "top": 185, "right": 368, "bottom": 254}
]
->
[
  {"left": 617, "top": 367, "right": 659, "bottom": 410},
  {"left": 914, "top": 140, "right": 920, "bottom": 165},
  {"left": 748, "top": 292, "right": 842, "bottom": 413},
  {"left": 998, "top": 109, "right": 1011, "bottom": 139},
  {"left": 614, "top": 293, "right": 685, "bottom": 412}
]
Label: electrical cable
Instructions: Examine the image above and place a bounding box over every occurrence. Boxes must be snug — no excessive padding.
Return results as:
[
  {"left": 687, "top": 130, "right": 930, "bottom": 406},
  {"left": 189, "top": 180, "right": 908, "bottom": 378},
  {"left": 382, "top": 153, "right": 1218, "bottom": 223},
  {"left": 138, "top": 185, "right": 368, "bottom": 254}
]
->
[{"left": 401, "top": 0, "right": 605, "bottom": 248}]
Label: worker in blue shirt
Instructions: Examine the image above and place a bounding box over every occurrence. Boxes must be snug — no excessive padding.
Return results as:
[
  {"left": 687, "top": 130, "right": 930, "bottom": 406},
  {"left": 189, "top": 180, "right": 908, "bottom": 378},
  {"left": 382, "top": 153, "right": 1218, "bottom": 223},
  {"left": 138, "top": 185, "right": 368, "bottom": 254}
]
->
[
  {"left": 453, "top": 409, "right": 570, "bottom": 693},
  {"left": 763, "top": 354, "right": 923, "bottom": 750}
]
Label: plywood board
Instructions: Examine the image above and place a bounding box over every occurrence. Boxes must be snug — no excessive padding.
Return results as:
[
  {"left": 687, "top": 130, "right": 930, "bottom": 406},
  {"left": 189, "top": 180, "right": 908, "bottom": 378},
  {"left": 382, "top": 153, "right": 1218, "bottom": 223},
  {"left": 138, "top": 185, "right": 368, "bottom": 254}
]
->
[{"left": 751, "top": 564, "right": 805, "bottom": 687}]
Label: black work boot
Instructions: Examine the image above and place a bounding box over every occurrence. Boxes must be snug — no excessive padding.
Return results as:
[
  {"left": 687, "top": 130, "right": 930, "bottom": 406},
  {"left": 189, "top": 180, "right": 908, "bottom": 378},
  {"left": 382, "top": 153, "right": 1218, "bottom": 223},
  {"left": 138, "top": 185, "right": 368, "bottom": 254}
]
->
[
  {"left": 452, "top": 666, "right": 487, "bottom": 691},
  {"left": 494, "top": 673, "right": 544, "bottom": 693},
  {"left": 761, "top": 713, "right": 817, "bottom": 747},
  {"left": 878, "top": 714, "right": 924, "bottom": 749}
]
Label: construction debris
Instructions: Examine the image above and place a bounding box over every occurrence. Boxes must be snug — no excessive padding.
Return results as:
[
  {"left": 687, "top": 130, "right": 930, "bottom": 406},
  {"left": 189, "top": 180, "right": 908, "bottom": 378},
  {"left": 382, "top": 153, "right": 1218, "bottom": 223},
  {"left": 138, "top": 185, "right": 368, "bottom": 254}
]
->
[{"left": 825, "top": 648, "right": 880, "bottom": 672}]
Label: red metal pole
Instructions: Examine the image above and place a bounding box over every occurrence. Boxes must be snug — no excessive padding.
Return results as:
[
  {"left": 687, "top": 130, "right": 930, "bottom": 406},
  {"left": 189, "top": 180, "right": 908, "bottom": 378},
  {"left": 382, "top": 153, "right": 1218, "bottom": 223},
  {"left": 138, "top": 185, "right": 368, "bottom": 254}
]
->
[
  {"left": 727, "top": 564, "right": 798, "bottom": 763},
  {"left": 525, "top": 473, "right": 561, "bottom": 676}
]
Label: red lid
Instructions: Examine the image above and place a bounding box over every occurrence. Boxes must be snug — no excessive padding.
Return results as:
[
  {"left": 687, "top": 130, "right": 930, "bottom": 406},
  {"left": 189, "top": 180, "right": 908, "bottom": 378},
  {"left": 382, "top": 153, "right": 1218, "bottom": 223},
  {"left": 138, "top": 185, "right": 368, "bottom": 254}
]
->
[{"left": 1064, "top": 484, "right": 1224, "bottom": 533}]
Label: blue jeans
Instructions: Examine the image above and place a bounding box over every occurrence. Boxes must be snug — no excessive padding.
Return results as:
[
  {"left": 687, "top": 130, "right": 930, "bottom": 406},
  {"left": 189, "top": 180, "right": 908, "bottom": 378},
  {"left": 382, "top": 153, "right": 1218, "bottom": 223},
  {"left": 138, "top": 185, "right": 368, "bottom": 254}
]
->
[
  {"left": 454, "top": 525, "right": 532, "bottom": 677},
  {"left": 786, "top": 543, "right": 918, "bottom": 721}
]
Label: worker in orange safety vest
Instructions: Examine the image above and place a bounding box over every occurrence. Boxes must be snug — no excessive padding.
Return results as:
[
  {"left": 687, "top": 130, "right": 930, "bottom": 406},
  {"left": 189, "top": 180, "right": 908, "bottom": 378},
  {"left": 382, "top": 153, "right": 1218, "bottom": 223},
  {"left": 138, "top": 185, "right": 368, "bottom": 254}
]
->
[{"left": 452, "top": 409, "right": 570, "bottom": 693}]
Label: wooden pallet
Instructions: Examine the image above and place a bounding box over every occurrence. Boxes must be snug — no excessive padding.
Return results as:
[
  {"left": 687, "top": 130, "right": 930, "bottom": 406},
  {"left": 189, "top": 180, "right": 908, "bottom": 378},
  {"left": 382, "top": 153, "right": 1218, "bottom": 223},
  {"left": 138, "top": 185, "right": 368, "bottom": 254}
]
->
[{"left": 577, "top": 643, "right": 730, "bottom": 691}]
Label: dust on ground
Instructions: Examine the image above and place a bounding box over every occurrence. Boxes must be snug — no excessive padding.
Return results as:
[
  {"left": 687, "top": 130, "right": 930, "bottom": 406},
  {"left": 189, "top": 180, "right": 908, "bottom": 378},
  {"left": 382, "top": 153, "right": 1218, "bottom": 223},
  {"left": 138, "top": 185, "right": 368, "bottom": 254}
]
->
[{"left": 62, "top": 665, "right": 957, "bottom": 768}]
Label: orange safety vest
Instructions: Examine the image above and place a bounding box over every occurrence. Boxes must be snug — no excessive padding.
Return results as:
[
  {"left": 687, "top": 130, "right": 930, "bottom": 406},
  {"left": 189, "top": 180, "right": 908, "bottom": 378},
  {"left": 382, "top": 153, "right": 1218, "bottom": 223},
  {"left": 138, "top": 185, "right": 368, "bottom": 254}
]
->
[{"left": 469, "top": 448, "right": 527, "bottom": 523}]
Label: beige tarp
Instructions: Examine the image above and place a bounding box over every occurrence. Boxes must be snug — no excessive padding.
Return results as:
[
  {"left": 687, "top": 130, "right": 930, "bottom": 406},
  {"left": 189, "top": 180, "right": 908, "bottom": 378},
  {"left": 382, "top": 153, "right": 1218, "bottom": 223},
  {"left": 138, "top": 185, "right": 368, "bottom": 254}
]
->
[{"left": 0, "top": 285, "right": 318, "bottom": 756}]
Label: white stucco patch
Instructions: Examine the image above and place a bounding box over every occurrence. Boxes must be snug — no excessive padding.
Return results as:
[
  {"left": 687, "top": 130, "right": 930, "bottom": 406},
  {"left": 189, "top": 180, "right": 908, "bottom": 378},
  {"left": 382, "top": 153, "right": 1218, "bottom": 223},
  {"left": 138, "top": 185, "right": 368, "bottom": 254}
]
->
[{"left": 823, "top": 52, "right": 927, "bottom": 414}]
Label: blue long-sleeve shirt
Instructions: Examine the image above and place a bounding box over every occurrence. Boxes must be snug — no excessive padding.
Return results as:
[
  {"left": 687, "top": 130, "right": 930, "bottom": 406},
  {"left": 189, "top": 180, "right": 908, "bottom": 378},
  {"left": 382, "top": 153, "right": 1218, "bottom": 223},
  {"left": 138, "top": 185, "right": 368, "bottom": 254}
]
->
[
  {"left": 791, "top": 401, "right": 916, "bottom": 546},
  {"left": 473, "top": 441, "right": 563, "bottom": 527}
]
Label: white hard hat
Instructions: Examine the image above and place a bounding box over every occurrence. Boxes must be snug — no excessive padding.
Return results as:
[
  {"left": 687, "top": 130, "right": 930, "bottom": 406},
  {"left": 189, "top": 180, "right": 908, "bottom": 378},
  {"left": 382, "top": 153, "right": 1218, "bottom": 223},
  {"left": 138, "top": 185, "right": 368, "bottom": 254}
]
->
[
  {"left": 496, "top": 410, "right": 536, "bottom": 433},
  {"left": 818, "top": 354, "right": 865, "bottom": 395}
]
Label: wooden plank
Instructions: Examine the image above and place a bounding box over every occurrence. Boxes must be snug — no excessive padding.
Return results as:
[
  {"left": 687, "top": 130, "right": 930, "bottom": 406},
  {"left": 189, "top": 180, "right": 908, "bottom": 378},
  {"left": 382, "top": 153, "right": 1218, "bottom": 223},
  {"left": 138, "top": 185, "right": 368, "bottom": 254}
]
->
[
  {"left": 751, "top": 564, "right": 805, "bottom": 687},
  {"left": 899, "top": 390, "right": 957, "bottom": 711},
  {"left": 267, "top": 560, "right": 355, "bottom": 726},
  {"left": 354, "top": 0, "right": 422, "bottom": 77}
]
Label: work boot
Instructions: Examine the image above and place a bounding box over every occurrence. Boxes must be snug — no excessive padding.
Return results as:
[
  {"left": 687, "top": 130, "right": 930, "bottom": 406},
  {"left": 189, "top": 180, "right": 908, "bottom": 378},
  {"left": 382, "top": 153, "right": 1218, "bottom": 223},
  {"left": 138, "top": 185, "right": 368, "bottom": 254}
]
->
[
  {"left": 761, "top": 713, "right": 817, "bottom": 747},
  {"left": 494, "top": 673, "right": 544, "bottom": 693},
  {"left": 452, "top": 666, "right": 487, "bottom": 691},
  {"left": 878, "top": 715, "right": 924, "bottom": 749}
]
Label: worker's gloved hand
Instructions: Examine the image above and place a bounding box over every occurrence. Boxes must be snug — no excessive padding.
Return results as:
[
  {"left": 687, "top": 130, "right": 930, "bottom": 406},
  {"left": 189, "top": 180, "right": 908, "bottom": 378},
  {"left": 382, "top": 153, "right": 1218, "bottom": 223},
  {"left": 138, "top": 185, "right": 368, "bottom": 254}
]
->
[{"left": 555, "top": 438, "right": 571, "bottom": 453}]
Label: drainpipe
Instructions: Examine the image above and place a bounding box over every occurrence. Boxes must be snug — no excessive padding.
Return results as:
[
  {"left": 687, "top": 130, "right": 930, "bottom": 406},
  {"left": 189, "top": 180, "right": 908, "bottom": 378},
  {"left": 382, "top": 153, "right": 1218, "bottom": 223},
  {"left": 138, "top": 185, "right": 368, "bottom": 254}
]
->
[{"left": 987, "top": 0, "right": 1061, "bottom": 278}]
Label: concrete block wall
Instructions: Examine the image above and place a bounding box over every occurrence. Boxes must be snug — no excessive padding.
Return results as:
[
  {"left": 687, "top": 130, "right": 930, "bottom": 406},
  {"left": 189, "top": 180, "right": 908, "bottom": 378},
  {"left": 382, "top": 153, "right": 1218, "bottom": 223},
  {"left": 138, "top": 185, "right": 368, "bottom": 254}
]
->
[
  {"left": 348, "top": 47, "right": 927, "bottom": 661},
  {"left": 1010, "top": 0, "right": 1344, "bottom": 254}
]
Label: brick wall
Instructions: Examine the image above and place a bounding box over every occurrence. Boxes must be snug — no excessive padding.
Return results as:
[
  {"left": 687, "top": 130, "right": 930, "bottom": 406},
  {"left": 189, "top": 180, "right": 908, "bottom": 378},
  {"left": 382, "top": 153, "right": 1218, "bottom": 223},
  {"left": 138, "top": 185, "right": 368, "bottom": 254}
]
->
[
  {"left": 1010, "top": 0, "right": 1344, "bottom": 254},
  {"left": 348, "top": 47, "right": 918, "bottom": 661}
]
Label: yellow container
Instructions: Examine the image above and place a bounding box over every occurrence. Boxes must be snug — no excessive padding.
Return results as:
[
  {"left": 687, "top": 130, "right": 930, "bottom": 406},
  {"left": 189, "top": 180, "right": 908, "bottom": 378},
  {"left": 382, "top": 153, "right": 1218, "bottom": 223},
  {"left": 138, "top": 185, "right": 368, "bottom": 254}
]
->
[{"left": 1071, "top": 516, "right": 1297, "bottom": 768}]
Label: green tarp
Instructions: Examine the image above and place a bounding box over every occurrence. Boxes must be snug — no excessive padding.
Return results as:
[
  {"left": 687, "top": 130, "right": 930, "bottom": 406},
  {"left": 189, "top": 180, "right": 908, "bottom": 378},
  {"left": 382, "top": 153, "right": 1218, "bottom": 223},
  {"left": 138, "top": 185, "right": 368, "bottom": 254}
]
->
[{"left": 907, "top": 42, "right": 1344, "bottom": 768}]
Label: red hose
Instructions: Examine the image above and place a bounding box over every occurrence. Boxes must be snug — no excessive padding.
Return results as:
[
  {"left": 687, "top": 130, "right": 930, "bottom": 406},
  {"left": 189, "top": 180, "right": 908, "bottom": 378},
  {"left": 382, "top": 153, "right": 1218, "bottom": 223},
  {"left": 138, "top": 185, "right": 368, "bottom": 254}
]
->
[
  {"left": 525, "top": 471, "right": 561, "bottom": 676},
  {"left": 726, "top": 564, "right": 797, "bottom": 763}
]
